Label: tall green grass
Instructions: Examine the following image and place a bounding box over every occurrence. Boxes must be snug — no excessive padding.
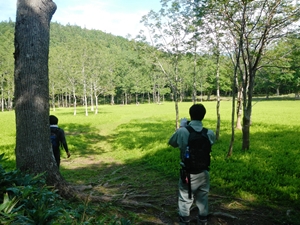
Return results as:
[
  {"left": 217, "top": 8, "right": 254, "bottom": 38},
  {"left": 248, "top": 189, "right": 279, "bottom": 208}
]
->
[{"left": 1, "top": 100, "right": 299, "bottom": 209}]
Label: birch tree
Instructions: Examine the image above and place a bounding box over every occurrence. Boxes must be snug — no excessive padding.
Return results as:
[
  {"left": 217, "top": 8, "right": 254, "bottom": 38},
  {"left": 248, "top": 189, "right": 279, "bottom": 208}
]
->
[
  {"left": 218, "top": 0, "right": 300, "bottom": 150},
  {"left": 140, "top": 0, "right": 203, "bottom": 128}
]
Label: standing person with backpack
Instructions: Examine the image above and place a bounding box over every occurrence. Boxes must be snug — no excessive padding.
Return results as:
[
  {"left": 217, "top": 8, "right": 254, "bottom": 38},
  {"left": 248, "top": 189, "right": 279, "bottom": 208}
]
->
[
  {"left": 168, "top": 104, "right": 216, "bottom": 225},
  {"left": 50, "top": 115, "right": 71, "bottom": 168}
]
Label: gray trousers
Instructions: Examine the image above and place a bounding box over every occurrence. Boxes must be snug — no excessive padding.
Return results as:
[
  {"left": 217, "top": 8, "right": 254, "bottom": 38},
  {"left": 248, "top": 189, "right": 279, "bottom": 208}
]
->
[{"left": 178, "top": 170, "right": 210, "bottom": 217}]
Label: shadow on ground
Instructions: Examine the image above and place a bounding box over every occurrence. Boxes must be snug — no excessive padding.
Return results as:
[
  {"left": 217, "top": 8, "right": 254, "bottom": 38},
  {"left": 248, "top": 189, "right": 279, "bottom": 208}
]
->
[{"left": 60, "top": 118, "right": 300, "bottom": 225}]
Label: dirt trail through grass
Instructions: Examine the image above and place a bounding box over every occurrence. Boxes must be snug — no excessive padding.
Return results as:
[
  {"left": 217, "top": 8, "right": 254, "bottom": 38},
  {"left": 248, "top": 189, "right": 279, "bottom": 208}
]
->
[
  {"left": 62, "top": 156, "right": 291, "bottom": 225},
  {"left": 59, "top": 103, "right": 299, "bottom": 224}
]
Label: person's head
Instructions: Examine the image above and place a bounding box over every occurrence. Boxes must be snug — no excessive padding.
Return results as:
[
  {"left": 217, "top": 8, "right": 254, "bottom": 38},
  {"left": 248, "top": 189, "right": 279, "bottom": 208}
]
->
[
  {"left": 189, "top": 104, "right": 206, "bottom": 121},
  {"left": 49, "top": 115, "right": 58, "bottom": 125}
]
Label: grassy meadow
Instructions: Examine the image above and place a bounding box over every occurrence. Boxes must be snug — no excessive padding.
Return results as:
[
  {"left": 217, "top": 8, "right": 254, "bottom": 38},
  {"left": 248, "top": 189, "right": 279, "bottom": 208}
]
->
[{"left": 1, "top": 100, "right": 300, "bottom": 223}]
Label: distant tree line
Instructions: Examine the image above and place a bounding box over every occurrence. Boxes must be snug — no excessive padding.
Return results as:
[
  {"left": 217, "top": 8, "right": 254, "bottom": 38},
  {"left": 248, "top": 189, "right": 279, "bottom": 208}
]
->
[{"left": 0, "top": 4, "right": 299, "bottom": 113}]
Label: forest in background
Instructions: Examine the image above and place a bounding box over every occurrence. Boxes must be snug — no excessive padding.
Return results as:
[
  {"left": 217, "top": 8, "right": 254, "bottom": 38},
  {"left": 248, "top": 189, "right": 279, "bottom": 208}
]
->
[{"left": 0, "top": 15, "right": 300, "bottom": 112}]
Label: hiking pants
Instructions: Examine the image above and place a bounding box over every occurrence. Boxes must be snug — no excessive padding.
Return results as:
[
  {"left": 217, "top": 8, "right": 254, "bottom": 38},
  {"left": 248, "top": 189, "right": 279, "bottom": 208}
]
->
[
  {"left": 178, "top": 170, "right": 209, "bottom": 218},
  {"left": 53, "top": 148, "right": 61, "bottom": 168}
]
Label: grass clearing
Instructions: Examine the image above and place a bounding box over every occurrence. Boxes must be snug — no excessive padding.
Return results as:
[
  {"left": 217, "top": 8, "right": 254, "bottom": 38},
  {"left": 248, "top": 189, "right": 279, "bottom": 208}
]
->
[{"left": 1, "top": 101, "right": 300, "bottom": 224}]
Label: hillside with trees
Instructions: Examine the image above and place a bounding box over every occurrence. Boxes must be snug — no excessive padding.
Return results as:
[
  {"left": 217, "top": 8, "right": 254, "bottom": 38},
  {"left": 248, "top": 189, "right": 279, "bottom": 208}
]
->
[{"left": 1, "top": 17, "right": 299, "bottom": 114}]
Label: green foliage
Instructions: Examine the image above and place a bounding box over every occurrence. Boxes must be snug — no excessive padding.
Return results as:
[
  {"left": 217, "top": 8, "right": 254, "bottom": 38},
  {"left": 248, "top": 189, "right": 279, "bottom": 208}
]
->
[
  {"left": 1, "top": 18, "right": 299, "bottom": 112},
  {"left": 1, "top": 101, "right": 300, "bottom": 223},
  {"left": 0, "top": 154, "right": 68, "bottom": 223},
  {"left": 0, "top": 193, "right": 20, "bottom": 224},
  {"left": 0, "top": 193, "right": 19, "bottom": 214},
  {"left": 0, "top": 153, "right": 133, "bottom": 224}
]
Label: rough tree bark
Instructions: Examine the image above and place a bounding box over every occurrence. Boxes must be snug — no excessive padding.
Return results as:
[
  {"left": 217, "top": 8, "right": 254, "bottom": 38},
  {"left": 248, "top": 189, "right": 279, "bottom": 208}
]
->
[{"left": 14, "top": 0, "right": 74, "bottom": 197}]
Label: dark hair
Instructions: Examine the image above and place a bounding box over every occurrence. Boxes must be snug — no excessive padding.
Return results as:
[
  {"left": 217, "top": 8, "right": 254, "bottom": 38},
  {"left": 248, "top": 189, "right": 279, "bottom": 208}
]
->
[
  {"left": 49, "top": 115, "right": 58, "bottom": 125},
  {"left": 189, "top": 104, "right": 206, "bottom": 121}
]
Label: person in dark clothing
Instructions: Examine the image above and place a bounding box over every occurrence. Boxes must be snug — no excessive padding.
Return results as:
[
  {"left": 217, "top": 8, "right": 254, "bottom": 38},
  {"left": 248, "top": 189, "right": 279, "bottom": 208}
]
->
[{"left": 49, "top": 115, "right": 70, "bottom": 168}]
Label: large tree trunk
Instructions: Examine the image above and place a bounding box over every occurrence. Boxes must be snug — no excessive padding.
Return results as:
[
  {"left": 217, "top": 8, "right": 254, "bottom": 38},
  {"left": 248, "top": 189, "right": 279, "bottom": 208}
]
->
[{"left": 14, "top": 0, "right": 72, "bottom": 197}]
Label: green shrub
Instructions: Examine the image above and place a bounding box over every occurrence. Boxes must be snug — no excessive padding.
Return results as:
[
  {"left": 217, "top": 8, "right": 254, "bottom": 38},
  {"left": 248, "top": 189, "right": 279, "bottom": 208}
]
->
[
  {"left": 0, "top": 154, "right": 70, "bottom": 224},
  {"left": 0, "top": 153, "right": 132, "bottom": 224}
]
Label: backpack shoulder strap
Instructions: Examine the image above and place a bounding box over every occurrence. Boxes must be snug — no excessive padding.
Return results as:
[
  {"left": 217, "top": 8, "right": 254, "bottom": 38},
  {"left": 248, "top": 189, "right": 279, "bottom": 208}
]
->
[
  {"left": 50, "top": 127, "right": 61, "bottom": 138},
  {"left": 186, "top": 125, "right": 206, "bottom": 134},
  {"left": 186, "top": 126, "right": 210, "bottom": 142},
  {"left": 185, "top": 125, "right": 194, "bottom": 133},
  {"left": 51, "top": 127, "right": 59, "bottom": 132},
  {"left": 201, "top": 127, "right": 208, "bottom": 136}
]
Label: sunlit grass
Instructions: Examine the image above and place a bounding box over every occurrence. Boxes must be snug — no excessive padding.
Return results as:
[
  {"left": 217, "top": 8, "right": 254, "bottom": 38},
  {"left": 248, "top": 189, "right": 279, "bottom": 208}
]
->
[
  {"left": 1, "top": 100, "right": 300, "bottom": 209},
  {"left": 0, "top": 111, "right": 16, "bottom": 164}
]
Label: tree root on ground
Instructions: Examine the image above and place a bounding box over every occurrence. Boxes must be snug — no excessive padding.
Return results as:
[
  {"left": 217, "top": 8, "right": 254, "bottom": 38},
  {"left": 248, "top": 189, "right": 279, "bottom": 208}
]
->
[
  {"left": 70, "top": 184, "right": 161, "bottom": 210},
  {"left": 210, "top": 212, "right": 238, "bottom": 219},
  {"left": 62, "top": 184, "right": 239, "bottom": 220}
]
